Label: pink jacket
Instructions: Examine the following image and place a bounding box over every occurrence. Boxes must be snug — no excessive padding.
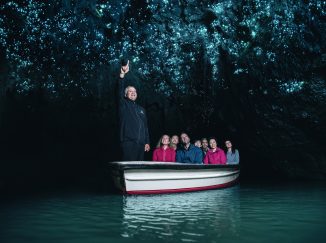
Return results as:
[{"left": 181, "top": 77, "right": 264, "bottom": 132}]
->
[
  {"left": 203, "top": 148, "right": 226, "bottom": 165},
  {"left": 152, "top": 147, "right": 176, "bottom": 162}
]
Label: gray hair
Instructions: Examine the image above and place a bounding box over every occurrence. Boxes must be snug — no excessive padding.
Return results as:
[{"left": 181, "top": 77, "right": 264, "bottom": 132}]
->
[{"left": 124, "top": 86, "right": 136, "bottom": 96}]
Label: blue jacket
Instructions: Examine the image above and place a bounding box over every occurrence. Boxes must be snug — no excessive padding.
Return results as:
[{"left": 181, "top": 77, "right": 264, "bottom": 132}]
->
[{"left": 176, "top": 144, "right": 203, "bottom": 164}]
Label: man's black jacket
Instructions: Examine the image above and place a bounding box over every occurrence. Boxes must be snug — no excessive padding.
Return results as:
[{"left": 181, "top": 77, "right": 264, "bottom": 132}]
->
[{"left": 118, "top": 77, "right": 150, "bottom": 145}]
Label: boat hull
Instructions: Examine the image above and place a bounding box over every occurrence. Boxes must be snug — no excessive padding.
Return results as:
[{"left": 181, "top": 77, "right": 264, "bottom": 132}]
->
[{"left": 109, "top": 162, "right": 240, "bottom": 195}]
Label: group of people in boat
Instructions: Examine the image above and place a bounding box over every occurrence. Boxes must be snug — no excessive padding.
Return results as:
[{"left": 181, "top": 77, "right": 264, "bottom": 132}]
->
[
  {"left": 118, "top": 60, "right": 239, "bottom": 165},
  {"left": 152, "top": 133, "right": 239, "bottom": 164}
]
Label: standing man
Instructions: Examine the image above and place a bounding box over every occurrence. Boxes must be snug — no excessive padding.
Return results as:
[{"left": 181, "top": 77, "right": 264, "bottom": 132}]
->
[
  {"left": 118, "top": 60, "right": 150, "bottom": 161},
  {"left": 176, "top": 133, "right": 203, "bottom": 164}
]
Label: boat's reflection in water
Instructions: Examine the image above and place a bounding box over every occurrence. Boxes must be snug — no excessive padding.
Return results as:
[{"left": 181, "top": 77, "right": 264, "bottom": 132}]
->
[{"left": 121, "top": 186, "right": 240, "bottom": 242}]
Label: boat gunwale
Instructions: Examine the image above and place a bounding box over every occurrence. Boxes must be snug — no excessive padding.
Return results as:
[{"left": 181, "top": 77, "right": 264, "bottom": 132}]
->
[{"left": 108, "top": 161, "right": 240, "bottom": 171}]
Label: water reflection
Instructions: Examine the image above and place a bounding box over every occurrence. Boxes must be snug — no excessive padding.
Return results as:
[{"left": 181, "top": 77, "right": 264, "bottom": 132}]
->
[
  {"left": 1, "top": 183, "right": 325, "bottom": 243},
  {"left": 122, "top": 186, "right": 240, "bottom": 242}
]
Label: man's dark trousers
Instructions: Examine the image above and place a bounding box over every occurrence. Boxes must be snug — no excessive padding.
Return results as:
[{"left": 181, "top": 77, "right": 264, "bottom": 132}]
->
[{"left": 121, "top": 141, "right": 144, "bottom": 161}]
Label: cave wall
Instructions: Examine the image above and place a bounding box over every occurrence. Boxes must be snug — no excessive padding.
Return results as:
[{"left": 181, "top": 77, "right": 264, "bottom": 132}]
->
[{"left": 0, "top": 1, "right": 325, "bottom": 187}]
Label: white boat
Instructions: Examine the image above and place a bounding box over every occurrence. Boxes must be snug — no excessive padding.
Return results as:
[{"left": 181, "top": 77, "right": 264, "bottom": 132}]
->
[{"left": 108, "top": 161, "right": 240, "bottom": 195}]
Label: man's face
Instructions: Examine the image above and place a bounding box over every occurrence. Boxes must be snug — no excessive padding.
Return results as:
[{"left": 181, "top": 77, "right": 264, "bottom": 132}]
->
[
  {"left": 180, "top": 133, "right": 190, "bottom": 145},
  {"left": 126, "top": 87, "right": 137, "bottom": 101},
  {"left": 202, "top": 139, "right": 208, "bottom": 149}
]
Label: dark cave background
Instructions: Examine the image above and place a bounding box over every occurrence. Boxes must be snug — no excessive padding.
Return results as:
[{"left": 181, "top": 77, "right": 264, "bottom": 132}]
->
[{"left": 0, "top": 0, "right": 325, "bottom": 192}]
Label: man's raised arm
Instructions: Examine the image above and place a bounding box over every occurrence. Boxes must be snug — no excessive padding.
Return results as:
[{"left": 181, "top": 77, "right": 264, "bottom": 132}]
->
[
  {"left": 118, "top": 60, "right": 129, "bottom": 100},
  {"left": 120, "top": 60, "right": 129, "bottom": 79}
]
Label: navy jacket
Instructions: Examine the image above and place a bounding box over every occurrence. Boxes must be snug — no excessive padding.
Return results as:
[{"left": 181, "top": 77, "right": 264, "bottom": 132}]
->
[
  {"left": 176, "top": 144, "right": 203, "bottom": 164},
  {"left": 118, "top": 77, "right": 149, "bottom": 145}
]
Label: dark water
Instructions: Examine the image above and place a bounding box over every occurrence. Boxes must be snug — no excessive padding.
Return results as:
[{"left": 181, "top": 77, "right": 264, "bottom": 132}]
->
[{"left": 1, "top": 182, "right": 325, "bottom": 243}]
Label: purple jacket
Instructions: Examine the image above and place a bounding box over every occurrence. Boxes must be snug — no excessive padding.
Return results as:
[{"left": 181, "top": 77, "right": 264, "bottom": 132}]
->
[{"left": 203, "top": 148, "right": 226, "bottom": 165}]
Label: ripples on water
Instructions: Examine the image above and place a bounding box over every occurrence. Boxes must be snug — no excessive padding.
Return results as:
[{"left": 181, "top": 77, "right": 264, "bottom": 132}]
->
[
  {"left": 1, "top": 182, "right": 326, "bottom": 243},
  {"left": 122, "top": 188, "right": 240, "bottom": 242}
]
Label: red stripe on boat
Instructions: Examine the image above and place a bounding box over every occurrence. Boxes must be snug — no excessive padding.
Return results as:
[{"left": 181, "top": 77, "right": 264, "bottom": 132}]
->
[{"left": 126, "top": 179, "right": 238, "bottom": 195}]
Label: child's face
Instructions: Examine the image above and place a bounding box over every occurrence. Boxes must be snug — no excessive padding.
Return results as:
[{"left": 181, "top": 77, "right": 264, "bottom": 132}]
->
[
  {"left": 195, "top": 141, "right": 202, "bottom": 147},
  {"left": 171, "top": 136, "right": 179, "bottom": 144}
]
